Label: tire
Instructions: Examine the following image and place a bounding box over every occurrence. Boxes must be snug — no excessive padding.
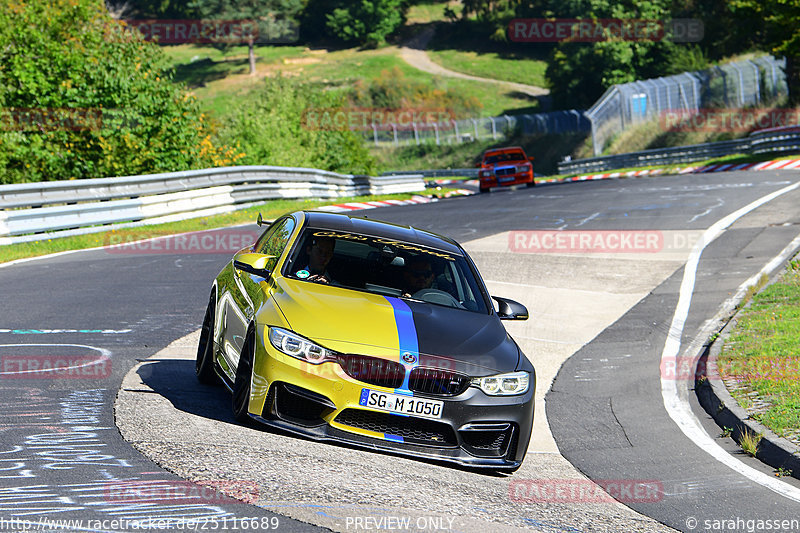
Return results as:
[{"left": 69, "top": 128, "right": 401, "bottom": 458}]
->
[
  {"left": 232, "top": 331, "right": 254, "bottom": 424},
  {"left": 479, "top": 186, "right": 490, "bottom": 194},
  {"left": 195, "top": 293, "right": 218, "bottom": 385},
  {"left": 526, "top": 179, "right": 536, "bottom": 188}
]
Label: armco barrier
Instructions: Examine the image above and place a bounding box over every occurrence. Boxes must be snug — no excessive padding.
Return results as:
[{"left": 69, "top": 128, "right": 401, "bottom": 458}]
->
[
  {"left": 0, "top": 166, "right": 425, "bottom": 245},
  {"left": 381, "top": 169, "right": 479, "bottom": 179},
  {"left": 558, "top": 125, "right": 800, "bottom": 175}
]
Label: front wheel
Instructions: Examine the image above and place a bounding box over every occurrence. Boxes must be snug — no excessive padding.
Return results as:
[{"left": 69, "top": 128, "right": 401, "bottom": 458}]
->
[
  {"left": 232, "top": 332, "right": 254, "bottom": 424},
  {"left": 526, "top": 179, "right": 536, "bottom": 188},
  {"left": 479, "top": 186, "right": 490, "bottom": 193},
  {"left": 195, "top": 294, "right": 218, "bottom": 385}
]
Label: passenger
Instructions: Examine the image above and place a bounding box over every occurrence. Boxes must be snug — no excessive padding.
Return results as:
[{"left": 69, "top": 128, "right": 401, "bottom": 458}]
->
[{"left": 302, "top": 236, "right": 335, "bottom": 284}]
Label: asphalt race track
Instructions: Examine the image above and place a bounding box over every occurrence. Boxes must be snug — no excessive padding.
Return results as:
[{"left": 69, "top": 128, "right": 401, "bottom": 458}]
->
[{"left": 1, "top": 170, "right": 799, "bottom": 532}]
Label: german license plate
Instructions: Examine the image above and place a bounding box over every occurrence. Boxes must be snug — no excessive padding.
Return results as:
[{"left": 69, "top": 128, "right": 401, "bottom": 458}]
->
[
  {"left": 359, "top": 389, "right": 443, "bottom": 419},
  {"left": 499, "top": 176, "right": 515, "bottom": 183}
]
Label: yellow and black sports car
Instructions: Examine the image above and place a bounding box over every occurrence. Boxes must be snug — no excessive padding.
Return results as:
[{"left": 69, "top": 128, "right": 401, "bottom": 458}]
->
[{"left": 196, "top": 210, "right": 535, "bottom": 471}]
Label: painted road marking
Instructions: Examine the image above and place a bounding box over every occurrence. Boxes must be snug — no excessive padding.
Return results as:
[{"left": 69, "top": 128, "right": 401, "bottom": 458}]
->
[
  {"left": 0, "top": 329, "right": 131, "bottom": 334},
  {"left": 660, "top": 180, "right": 800, "bottom": 503},
  {"left": 0, "top": 344, "right": 111, "bottom": 377}
]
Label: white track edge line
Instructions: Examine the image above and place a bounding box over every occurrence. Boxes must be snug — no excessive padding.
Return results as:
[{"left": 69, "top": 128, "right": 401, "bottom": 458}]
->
[{"left": 660, "top": 180, "right": 800, "bottom": 503}]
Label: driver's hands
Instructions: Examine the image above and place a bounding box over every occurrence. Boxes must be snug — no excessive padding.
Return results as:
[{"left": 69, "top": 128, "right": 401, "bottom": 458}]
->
[{"left": 307, "top": 274, "right": 330, "bottom": 284}]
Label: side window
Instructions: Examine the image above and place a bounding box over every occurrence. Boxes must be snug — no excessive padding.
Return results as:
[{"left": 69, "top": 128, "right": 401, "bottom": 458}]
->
[{"left": 254, "top": 218, "right": 296, "bottom": 272}]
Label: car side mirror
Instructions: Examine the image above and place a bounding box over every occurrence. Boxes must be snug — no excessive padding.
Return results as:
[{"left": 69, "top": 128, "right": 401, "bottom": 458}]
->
[
  {"left": 492, "top": 296, "right": 529, "bottom": 320},
  {"left": 233, "top": 252, "right": 274, "bottom": 278}
]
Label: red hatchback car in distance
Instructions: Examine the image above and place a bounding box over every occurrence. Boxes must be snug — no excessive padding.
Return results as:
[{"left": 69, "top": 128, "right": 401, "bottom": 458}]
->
[{"left": 477, "top": 146, "right": 535, "bottom": 193}]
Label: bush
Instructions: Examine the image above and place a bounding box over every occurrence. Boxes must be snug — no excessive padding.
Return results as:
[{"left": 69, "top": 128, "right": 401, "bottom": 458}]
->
[
  {"left": 325, "top": 0, "right": 406, "bottom": 47},
  {"left": 349, "top": 67, "right": 483, "bottom": 116},
  {"left": 220, "top": 76, "right": 376, "bottom": 174},
  {"left": 0, "top": 0, "right": 240, "bottom": 184}
]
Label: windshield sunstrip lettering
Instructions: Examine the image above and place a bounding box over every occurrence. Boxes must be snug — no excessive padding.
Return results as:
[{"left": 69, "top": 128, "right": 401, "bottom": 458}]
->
[{"left": 311, "top": 231, "right": 456, "bottom": 260}]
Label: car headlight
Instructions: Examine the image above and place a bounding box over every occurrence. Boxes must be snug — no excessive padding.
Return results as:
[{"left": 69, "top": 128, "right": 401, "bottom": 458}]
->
[
  {"left": 516, "top": 164, "right": 531, "bottom": 173},
  {"left": 471, "top": 371, "right": 530, "bottom": 395},
  {"left": 268, "top": 327, "right": 336, "bottom": 364}
]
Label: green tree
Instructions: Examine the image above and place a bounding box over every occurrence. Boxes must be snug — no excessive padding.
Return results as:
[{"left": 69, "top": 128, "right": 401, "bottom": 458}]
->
[
  {"left": 0, "top": 0, "right": 240, "bottom": 184},
  {"left": 325, "top": 0, "right": 407, "bottom": 47},
  {"left": 188, "top": 0, "right": 304, "bottom": 74},
  {"left": 728, "top": 0, "right": 800, "bottom": 103},
  {"left": 516, "top": 0, "right": 679, "bottom": 108}
]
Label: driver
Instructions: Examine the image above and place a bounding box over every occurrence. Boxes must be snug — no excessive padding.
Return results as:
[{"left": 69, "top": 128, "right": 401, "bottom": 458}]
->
[
  {"left": 302, "top": 236, "right": 335, "bottom": 284},
  {"left": 401, "top": 255, "right": 434, "bottom": 297}
]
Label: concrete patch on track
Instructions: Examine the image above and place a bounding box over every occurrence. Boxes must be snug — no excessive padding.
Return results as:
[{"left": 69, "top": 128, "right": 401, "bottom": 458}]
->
[
  {"left": 114, "top": 230, "right": 696, "bottom": 532},
  {"left": 462, "top": 232, "right": 694, "bottom": 454}
]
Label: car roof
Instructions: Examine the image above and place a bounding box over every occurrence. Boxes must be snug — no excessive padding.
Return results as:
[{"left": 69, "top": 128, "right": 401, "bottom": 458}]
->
[
  {"left": 484, "top": 146, "right": 525, "bottom": 155},
  {"left": 299, "top": 211, "right": 463, "bottom": 255}
]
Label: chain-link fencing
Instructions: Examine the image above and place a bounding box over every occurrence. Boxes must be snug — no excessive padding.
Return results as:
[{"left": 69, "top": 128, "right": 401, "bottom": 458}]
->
[
  {"left": 586, "top": 55, "right": 788, "bottom": 156},
  {"left": 363, "top": 110, "right": 591, "bottom": 147}
]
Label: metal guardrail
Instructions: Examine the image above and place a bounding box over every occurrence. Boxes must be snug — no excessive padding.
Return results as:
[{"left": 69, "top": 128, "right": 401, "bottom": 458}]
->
[
  {"left": 381, "top": 169, "right": 479, "bottom": 179},
  {"left": 558, "top": 126, "right": 800, "bottom": 175},
  {"left": 0, "top": 166, "right": 425, "bottom": 245}
]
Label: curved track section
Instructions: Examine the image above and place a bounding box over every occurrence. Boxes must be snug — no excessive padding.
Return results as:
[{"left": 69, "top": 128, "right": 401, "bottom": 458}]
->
[{"left": 2, "top": 171, "right": 799, "bottom": 532}]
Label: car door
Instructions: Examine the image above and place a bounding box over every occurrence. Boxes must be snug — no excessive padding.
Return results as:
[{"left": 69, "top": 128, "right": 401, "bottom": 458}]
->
[{"left": 220, "top": 216, "right": 296, "bottom": 374}]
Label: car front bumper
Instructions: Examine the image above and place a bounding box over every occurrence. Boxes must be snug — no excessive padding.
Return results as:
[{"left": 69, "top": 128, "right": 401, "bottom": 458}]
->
[
  {"left": 480, "top": 171, "right": 534, "bottom": 189},
  {"left": 248, "top": 335, "right": 535, "bottom": 470}
]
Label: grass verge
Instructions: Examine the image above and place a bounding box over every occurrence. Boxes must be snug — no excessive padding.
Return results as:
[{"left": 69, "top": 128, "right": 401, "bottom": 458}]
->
[
  {"left": 162, "top": 43, "right": 539, "bottom": 119},
  {"left": 426, "top": 49, "right": 548, "bottom": 89},
  {"left": 425, "top": 19, "right": 550, "bottom": 90},
  {"left": 717, "top": 260, "right": 800, "bottom": 445},
  {"left": 0, "top": 192, "right": 445, "bottom": 265}
]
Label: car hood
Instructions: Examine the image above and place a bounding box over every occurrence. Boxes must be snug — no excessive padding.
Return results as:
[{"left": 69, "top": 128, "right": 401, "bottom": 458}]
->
[
  {"left": 484, "top": 160, "right": 527, "bottom": 168},
  {"left": 270, "top": 278, "right": 520, "bottom": 376}
]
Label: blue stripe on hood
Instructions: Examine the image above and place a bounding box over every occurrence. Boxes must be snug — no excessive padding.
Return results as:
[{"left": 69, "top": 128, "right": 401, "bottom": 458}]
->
[{"left": 384, "top": 297, "right": 418, "bottom": 394}]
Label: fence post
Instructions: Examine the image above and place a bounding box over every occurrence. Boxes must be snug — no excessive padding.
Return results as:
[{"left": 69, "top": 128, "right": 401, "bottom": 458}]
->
[{"left": 747, "top": 60, "right": 761, "bottom": 105}]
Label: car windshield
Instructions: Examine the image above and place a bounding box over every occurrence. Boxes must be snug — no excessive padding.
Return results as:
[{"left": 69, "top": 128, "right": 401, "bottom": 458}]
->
[
  {"left": 283, "top": 228, "right": 489, "bottom": 313},
  {"left": 484, "top": 151, "right": 526, "bottom": 164}
]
